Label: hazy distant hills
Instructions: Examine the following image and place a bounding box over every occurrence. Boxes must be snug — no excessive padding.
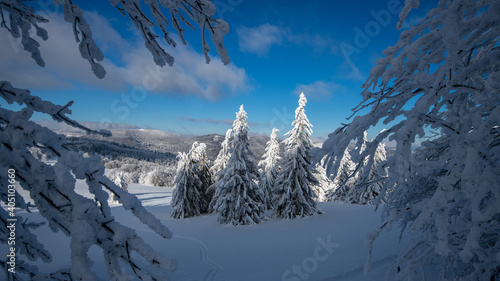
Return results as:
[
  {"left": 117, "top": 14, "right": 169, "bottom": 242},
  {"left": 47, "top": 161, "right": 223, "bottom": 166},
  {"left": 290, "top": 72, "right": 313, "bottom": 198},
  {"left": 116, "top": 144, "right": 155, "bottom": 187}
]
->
[{"left": 64, "top": 128, "right": 270, "bottom": 161}]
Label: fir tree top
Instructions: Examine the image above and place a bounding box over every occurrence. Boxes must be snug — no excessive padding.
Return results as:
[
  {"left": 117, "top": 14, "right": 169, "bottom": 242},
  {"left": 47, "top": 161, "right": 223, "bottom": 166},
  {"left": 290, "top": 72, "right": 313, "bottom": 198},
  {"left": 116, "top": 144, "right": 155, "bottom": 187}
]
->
[
  {"left": 285, "top": 92, "right": 313, "bottom": 148},
  {"left": 233, "top": 105, "right": 249, "bottom": 136}
]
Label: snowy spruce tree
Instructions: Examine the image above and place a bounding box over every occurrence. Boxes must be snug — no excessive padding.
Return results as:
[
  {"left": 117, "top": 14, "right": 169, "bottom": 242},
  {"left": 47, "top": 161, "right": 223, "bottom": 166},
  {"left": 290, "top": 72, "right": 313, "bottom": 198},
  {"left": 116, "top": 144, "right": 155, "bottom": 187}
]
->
[
  {"left": 207, "top": 128, "right": 232, "bottom": 212},
  {"left": 327, "top": 146, "right": 355, "bottom": 202},
  {"left": 316, "top": 0, "right": 500, "bottom": 279},
  {"left": 110, "top": 171, "right": 129, "bottom": 203},
  {"left": 0, "top": 0, "right": 230, "bottom": 279},
  {"left": 258, "top": 128, "right": 281, "bottom": 209},
  {"left": 210, "top": 128, "right": 233, "bottom": 179},
  {"left": 346, "top": 141, "right": 387, "bottom": 204},
  {"left": 310, "top": 163, "right": 332, "bottom": 202},
  {"left": 189, "top": 142, "right": 213, "bottom": 213},
  {"left": 170, "top": 152, "right": 203, "bottom": 219},
  {"left": 210, "top": 105, "right": 266, "bottom": 225},
  {"left": 272, "top": 93, "right": 322, "bottom": 219}
]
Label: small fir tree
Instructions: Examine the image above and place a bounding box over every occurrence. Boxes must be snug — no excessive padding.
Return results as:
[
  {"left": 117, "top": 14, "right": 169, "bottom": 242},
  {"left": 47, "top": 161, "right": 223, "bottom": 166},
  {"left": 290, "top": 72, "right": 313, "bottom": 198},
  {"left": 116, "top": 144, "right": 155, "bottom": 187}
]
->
[
  {"left": 170, "top": 152, "right": 203, "bottom": 219},
  {"left": 258, "top": 128, "right": 281, "bottom": 209},
  {"left": 211, "top": 105, "right": 266, "bottom": 225},
  {"left": 272, "top": 93, "right": 322, "bottom": 219},
  {"left": 207, "top": 129, "right": 232, "bottom": 212},
  {"left": 328, "top": 146, "right": 355, "bottom": 202},
  {"left": 111, "top": 171, "right": 129, "bottom": 203},
  {"left": 189, "top": 142, "right": 213, "bottom": 213},
  {"left": 210, "top": 129, "right": 233, "bottom": 180},
  {"left": 347, "top": 141, "right": 387, "bottom": 204}
]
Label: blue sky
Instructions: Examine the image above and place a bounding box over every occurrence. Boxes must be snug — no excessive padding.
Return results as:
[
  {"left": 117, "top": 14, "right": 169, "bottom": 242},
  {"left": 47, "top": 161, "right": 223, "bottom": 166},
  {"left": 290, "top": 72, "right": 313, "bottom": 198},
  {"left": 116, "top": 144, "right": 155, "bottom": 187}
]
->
[{"left": 0, "top": 0, "right": 435, "bottom": 139}]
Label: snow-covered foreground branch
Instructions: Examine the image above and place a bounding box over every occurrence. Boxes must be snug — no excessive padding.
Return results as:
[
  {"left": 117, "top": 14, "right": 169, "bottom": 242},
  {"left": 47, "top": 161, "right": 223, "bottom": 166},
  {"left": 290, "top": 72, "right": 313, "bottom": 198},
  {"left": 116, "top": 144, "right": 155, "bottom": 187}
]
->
[
  {"left": 0, "top": 82, "right": 176, "bottom": 280},
  {"left": 316, "top": 0, "right": 500, "bottom": 279}
]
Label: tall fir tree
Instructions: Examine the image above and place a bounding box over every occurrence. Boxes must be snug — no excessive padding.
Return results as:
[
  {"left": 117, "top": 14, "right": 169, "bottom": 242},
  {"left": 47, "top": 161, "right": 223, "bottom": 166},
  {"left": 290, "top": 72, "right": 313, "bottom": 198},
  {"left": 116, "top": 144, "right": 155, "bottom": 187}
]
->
[
  {"left": 272, "top": 93, "right": 322, "bottom": 219},
  {"left": 258, "top": 128, "right": 281, "bottom": 209},
  {"left": 170, "top": 152, "right": 203, "bottom": 219},
  {"left": 210, "top": 105, "right": 266, "bottom": 225}
]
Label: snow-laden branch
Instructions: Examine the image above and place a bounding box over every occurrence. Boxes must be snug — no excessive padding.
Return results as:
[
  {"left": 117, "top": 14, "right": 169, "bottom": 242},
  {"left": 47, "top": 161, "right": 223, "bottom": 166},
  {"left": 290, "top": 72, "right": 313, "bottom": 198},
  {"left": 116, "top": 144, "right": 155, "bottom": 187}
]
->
[
  {"left": 0, "top": 0, "right": 48, "bottom": 66},
  {"left": 317, "top": 0, "right": 500, "bottom": 279},
  {"left": 0, "top": 0, "right": 231, "bottom": 79},
  {"left": 0, "top": 81, "right": 176, "bottom": 280}
]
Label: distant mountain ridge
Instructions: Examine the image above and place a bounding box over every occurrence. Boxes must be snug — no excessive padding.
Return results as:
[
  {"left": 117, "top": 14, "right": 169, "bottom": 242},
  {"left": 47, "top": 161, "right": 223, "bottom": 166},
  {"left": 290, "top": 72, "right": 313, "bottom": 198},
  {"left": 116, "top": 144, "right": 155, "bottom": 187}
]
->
[{"left": 65, "top": 128, "right": 270, "bottom": 161}]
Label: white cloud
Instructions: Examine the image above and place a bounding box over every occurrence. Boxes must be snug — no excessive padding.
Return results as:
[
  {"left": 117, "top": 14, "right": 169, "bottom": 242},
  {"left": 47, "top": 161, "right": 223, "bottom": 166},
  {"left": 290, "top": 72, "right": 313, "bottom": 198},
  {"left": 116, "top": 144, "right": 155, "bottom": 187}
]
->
[
  {"left": 237, "top": 24, "right": 342, "bottom": 57},
  {"left": 0, "top": 12, "right": 251, "bottom": 100},
  {"left": 236, "top": 24, "right": 285, "bottom": 56},
  {"left": 294, "top": 80, "right": 344, "bottom": 100}
]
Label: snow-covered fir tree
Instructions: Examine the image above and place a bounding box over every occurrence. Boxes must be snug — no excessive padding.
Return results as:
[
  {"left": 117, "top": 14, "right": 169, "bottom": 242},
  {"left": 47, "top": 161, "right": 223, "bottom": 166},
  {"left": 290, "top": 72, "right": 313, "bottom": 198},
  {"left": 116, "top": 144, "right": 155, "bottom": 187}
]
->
[
  {"left": 0, "top": 0, "right": 230, "bottom": 279},
  {"left": 316, "top": 1, "right": 500, "bottom": 279},
  {"left": 310, "top": 163, "right": 332, "bottom": 202},
  {"left": 346, "top": 141, "right": 387, "bottom": 204},
  {"left": 272, "top": 93, "right": 322, "bottom": 219},
  {"left": 207, "top": 128, "right": 232, "bottom": 212},
  {"left": 170, "top": 152, "right": 203, "bottom": 219},
  {"left": 328, "top": 146, "right": 355, "bottom": 202},
  {"left": 210, "top": 105, "right": 266, "bottom": 225},
  {"left": 210, "top": 129, "right": 233, "bottom": 179},
  {"left": 258, "top": 128, "right": 281, "bottom": 209},
  {"left": 110, "top": 171, "right": 129, "bottom": 203},
  {"left": 189, "top": 142, "right": 213, "bottom": 213}
]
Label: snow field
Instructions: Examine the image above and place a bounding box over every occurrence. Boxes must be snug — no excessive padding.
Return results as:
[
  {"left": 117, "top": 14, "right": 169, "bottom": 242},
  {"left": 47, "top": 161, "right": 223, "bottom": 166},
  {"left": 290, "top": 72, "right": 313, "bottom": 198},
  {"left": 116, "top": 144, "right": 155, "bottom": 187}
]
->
[{"left": 3, "top": 181, "right": 417, "bottom": 280}]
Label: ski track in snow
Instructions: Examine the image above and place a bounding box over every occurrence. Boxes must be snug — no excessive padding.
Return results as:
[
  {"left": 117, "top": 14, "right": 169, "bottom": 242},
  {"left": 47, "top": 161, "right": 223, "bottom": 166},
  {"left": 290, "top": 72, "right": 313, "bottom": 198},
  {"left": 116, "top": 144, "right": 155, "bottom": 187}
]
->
[{"left": 172, "top": 234, "right": 225, "bottom": 281}]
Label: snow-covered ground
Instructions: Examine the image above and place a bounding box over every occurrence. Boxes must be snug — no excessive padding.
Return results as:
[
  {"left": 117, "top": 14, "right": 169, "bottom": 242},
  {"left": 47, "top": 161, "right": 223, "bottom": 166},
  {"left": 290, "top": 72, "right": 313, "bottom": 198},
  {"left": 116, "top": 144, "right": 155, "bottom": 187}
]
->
[{"left": 8, "top": 182, "right": 418, "bottom": 281}]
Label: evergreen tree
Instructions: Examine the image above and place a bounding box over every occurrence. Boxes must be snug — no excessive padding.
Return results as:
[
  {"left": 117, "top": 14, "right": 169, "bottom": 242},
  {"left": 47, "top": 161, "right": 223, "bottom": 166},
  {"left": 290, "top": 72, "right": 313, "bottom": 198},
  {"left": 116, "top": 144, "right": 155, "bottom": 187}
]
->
[
  {"left": 310, "top": 163, "right": 332, "bottom": 202},
  {"left": 207, "top": 129, "right": 232, "bottom": 212},
  {"left": 189, "top": 142, "right": 213, "bottom": 213},
  {"left": 210, "top": 129, "right": 233, "bottom": 180},
  {"left": 170, "top": 152, "right": 203, "bottom": 219},
  {"left": 111, "top": 171, "right": 129, "bottom": 203},
  {"left": 272, "top": 93, "right": 322, "bottom": 219},
  {"left": 258, "top": 128, "right": 281, "bottom": 209},
  {"left": 328, "top": 146, "right": 355, "bottom": 202},
  {"left": 211, "top": 105, "right": 266, "bottom": 225},
  {"left": 346, "top": 141, "right": 388, "bottom": 204}
]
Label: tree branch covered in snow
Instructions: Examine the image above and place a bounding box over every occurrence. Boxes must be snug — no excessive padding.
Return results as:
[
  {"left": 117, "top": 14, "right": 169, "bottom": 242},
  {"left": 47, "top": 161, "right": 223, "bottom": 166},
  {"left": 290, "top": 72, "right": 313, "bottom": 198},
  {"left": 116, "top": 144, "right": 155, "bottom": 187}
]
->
[
  {"left": 0, "top": 0, "right": 231, "bottom": 78},
  {"left": 0, "top": 81, "right": 176, "bottom": 280},
  {"left": 317, "top": 0, "right": 500, "bottom": 279},
  {"left": 0, "top": 0, "right": 48, "bottom": 67}
]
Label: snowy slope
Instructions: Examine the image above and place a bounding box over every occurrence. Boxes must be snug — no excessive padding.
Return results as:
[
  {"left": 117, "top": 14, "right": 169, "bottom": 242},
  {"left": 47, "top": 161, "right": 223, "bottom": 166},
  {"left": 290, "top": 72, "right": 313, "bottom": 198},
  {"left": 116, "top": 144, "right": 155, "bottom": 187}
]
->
[{"left": 6, "top": 182, "right": 418, "bottom": 281}]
